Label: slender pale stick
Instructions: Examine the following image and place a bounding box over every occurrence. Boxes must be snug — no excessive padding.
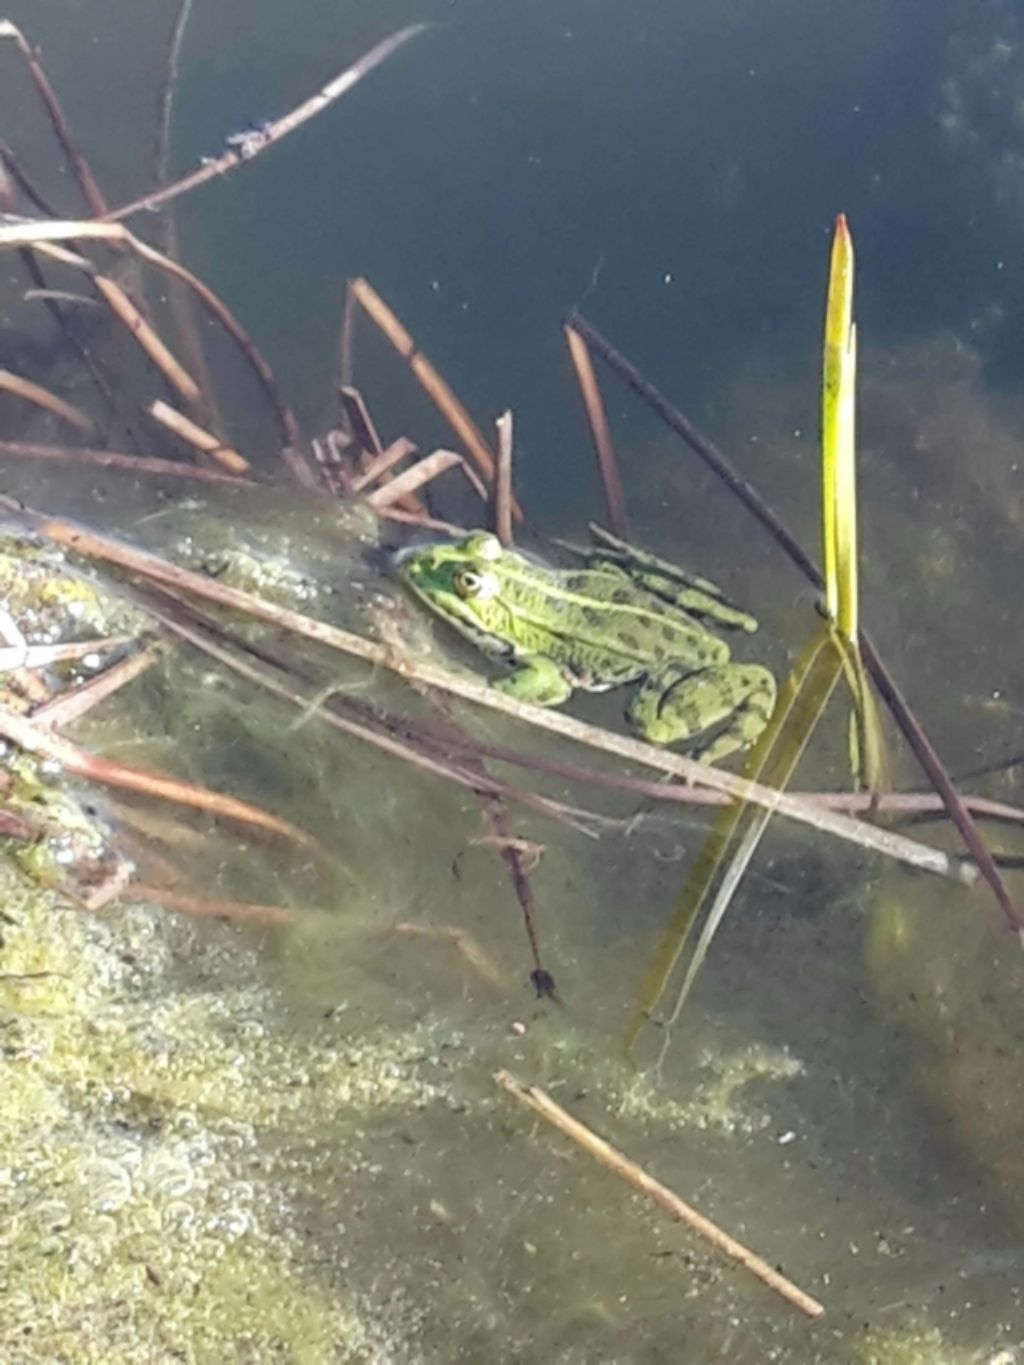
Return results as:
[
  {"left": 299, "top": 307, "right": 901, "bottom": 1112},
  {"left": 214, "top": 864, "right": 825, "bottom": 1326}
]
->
[
  {"left": 0, "top": 21, "right": 109, "bottom": 215},
  {"left": 106, "top": 26, "right": 428, "bottom": 221},
  {"left": 494, "top": 409, "right": 514, "bottom": 546},
  {"left": 148, "top": 399, "right": 249, "bottom": 473},
  {"left": 495, "top": 1070, "right": 825, "bottom": 1321},
  {"left": 0, "top": 369, "right": 94, "bottom": 433},
  {"left": 349, "top": 276, "right": 520, "bottom": 515},
  {"left": 0, "top": 439, "right": 254, "bottom": 486},
  {"left": 364, "top": 449, "right": 488, "bottom": 510},
  {"left": 564, "top": 323, "right": 628, "bottom": 538}
]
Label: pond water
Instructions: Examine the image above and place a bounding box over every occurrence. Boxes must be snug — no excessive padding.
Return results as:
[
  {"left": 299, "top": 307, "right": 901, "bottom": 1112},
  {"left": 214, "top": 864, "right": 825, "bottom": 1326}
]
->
[{"left": 2, "top": 1, "right": 1024, "bottom": 1361}]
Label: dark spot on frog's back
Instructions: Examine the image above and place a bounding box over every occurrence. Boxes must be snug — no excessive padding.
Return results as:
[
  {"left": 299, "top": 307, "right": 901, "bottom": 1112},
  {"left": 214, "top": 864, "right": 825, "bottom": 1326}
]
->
[
  {"left": 618, "top": 631, "right": 641, "bottom": 651},
  {"left": 581, "top": 606, "right": 604, "bottom": 628}
]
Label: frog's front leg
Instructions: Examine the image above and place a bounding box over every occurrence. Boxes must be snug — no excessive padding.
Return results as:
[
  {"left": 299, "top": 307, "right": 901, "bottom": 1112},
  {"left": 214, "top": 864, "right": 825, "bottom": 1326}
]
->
[
  {"left": 495, "top": 656, "right": 574, "bottom": 707},
  {"left": 628, "top": 663, "right": 776, "bottom": 763}
]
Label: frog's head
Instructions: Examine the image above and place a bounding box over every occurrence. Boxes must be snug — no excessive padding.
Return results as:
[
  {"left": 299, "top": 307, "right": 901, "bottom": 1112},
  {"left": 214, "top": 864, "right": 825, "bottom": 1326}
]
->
[{"left": 393, "top": 532, "right": 513, "bottom": 652}]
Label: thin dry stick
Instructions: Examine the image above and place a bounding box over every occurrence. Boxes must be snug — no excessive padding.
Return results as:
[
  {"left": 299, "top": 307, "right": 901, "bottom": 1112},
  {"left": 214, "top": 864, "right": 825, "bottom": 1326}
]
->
[
  {"left": 132, "top": 884, "right": 295, "bottom": 926},
  {"left": 105, "top": 26, "right": 429, "bottom": 221},
  {"left": 0, "top": 21, "right": 109, "bottom": 216},
  {"left": 568, "top": 311, "right": 1024, "bottom": 935},
  {"left": 91, "top": 273, "right": 200, "bottom": 405},
  {"left": 31, "top": 643, "right": 163, "bottom": 730},
  {"left": 0, "top": 699, "right": 315, "bottom": 848},
  {"left": 364, "top": 448, "right": 489, "bottom": 511},
  {"left": 0, "top": 368, "right": 94, "bottom": 434},
  {"left": 393, "top": 920, "right": 507, "bottom": 990},
  {"left": 564, "top": 323, "right": 628, "bottom": 538},
  {"left": 0, "top": 497, "right": 973, "bottom": 880},
  {"left": 377, "top": 507, "right": 468, "bottom": 536},
  {"left": 155, "top": 0, "right": 194, "bottom": 188},
  {"left": 494, "top": 409, "right": 514, "bottom": 547},
  {"left": 0, "top": 220, "right": 301, "bottom": 449},
  {"left": 149, "top": 399, "right": 250, "bottom": 474},
  {"left": 349, "top": 276, "right": 519, "bottom": 515},
  {"left": 339, "top": 279, "right": 357, "bottom": 396},
  {"left": 349, "top": 436, "right": 418, "bottom": 492},
  {"left": 0, "top": 439, "right": 255, "bottom": 486},
  {"left": 341, "top": 386, "right": 424, "bottom": 514},
  {"left": 154, "top": 0, "right": 224, "bottom": 430},
  {"left": 494, "top": 1070, "right": 825, "bottom": 1321}
]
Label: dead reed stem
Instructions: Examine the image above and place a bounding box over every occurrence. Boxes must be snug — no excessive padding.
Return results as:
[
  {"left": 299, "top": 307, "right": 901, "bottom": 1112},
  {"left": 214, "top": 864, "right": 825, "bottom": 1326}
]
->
[
  {"left": 148, "top": 400, "right": 249, "bottom": 474},
  {"left": 105, "top": 26, "right": 429, "bottom": 221},
  {"left": 0, "top": 368, "right": 94, "bottom": 434},
  {"left": 494, "top": 1070, "right": 825, "bottom": 1320},
  {"left": 31, "top": 643, "right": 164, "bottom": 730},
  {"left": 0, "top": 220, "right": 302, "bottom": 450},
  {"left": 0, "top": 439, "right": 255, "bottom": 486},
  {"left": 0, "top": 21, "right": 109, "bottom": 216},
  {"left": 364, "top": 448, "right": 488, "bottom": 511},
  {"left": 349, "top": 436, "right": 417, "bottom": 492},
  {"left": 132, "top": 884, "right": 294, "bottom": 926},
  {"left": 348, "top": 276, "right": 519, "bottom": 515},
  {"left": 494, "top": 409, "right": 514, "bottom": 547},
  {"left": 564, "top": 323, "right": 628, "bottom": 538},
  {"left": 0, "top": 698, "right": 315, "bottom": 848}
]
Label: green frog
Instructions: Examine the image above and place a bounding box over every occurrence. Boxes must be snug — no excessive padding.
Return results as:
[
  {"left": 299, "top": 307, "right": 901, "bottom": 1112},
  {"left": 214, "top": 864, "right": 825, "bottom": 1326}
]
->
[{"left": 395, "top": 523, "right": 776, "bottom": 764}]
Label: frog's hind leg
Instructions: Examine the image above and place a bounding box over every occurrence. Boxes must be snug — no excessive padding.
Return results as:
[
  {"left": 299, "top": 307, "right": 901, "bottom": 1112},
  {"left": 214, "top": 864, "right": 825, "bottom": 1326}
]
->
[
  {"left": 628, "top": 663, "right": 777, "bottom": 763},
  {"left": 495, "top": 657, "right": 574, "bottom": 706}
]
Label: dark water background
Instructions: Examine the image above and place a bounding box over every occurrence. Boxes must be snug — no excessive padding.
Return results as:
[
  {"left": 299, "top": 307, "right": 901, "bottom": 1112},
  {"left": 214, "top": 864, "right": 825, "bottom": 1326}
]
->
[{"left": 4, "top": 1, "right": 1024, "bottom": 1361}]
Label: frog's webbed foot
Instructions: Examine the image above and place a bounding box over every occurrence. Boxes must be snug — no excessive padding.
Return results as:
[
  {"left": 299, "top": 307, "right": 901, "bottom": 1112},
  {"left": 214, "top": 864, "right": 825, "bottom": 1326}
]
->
[
  {"left": 629, "top": 663, "right": 776, "bottom": 763},
  {"left": 495, "top": 657, "right": 574, "bottom": 707}
]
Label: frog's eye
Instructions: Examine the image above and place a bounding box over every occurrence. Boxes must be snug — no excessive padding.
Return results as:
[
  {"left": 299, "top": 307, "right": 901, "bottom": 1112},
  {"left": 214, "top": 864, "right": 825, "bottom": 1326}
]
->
[
  {"left": 454, "top": 568, "right": 484, "bottom": 599},
  {"left": 464, "top": 532, "right": 502, "bottom": 562}
]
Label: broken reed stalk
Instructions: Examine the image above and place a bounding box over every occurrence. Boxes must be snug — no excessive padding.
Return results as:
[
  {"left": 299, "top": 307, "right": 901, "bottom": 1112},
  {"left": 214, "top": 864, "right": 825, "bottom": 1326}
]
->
[
  {"left": 0, "top": 368, "right": 94, "bottom": 434},
  {"left": 392, "top": 921, "right": 507, "bottom": 990},
  {"left": 567, "top": 311, "right": 1023, "bottom": 934},
  {"left": 132, "top": 884, "right": 294, "bottom": 926},
  {"left": 0, "top": 220, "right": 302, "bottom": 451},
  {"left": 494, "top": 1070, "right": 825, "bottom": 1321},
  {"left": 153, "top": 0, "right": 225, "bottom": 432},
  {"left": 0, "top": 699, "right": 314, "bottom": 849},
  {"left": 348, "top": 276, "right": 521, "bottom": 517},
  {"left": 564, "top": 323, "right": 628, "bottom": 538},
  {"left": 105, "top": 25, "right": 429, "bottom": 221},
  {"left": 0, "top": 21, "right": 109, "bottom": 216},
  {"left": 364, "top": 448, "right": 489, "bottom": 512},
  {"left": 340, "top": 385, "right": 424, "bottom": 514},
  {"left": 0, "top": 495, "right": 973, "bottom": 882},
  {"left": 349, "top": 436, "right": 417, "bottom": 492},
  {"left": 31, "top": 643, "right": 164, "bottom": 730},
  {"left": 0, "top": 439, "right": 255, "bottom": 486},
  {"left": 149, "top": 399, "right": 250, "bottom": 474},
  {"left": 494, "top": 409, "right": 514, "bottom": 547}
]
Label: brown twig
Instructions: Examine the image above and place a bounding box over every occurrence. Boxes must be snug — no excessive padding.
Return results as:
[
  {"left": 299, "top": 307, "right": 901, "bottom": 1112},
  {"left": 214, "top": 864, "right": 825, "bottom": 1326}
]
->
[
  {"left": 0, "top": 699, "right": 315, "bottom": 848},
  {"left": 564, "top": 323, "right": 628, "bottom": 538},
  {"left": 494, "top": 1069, "right": 825, "bottom": 1321},
  {"left": 0, "top": 367, "right": 95, "bottom": 434},
  {"left": 349, "top": 276, "right": 518, "bottom": 515},
  {"left": 105, "top": 26, "right": 429, "bottom": 221},
  {"left": 148, "top": 399, "right": 249, "bottom": 474},
  {"left": 0, "top": 21, "right": 109, "bottom": 216},
  {"left": 31, "top": 643, "right": 163, "bottom": 730},
  {"left": 0, "top": 220, "right": 301, "bottom": 450},
  {"left": 349, "top": 436, "right": 418, "bottom": 492},
  {"left": 494, "top": 409, "right": 514, "bottom": 547},
  {"left": 132, "top": 884, "right": 294, "bottom": 926},
  {"left": 393, "top": 920, "right": 507, "bottom": 990},
  {"left": 0, "top": 438, "right": 255, "bottom": 486},
  {"left": 568, "top": 310, "right": 1023, "bottom": 933},
  {"left": 364, "top": 448, "right": 489, "bottom": 511}
]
